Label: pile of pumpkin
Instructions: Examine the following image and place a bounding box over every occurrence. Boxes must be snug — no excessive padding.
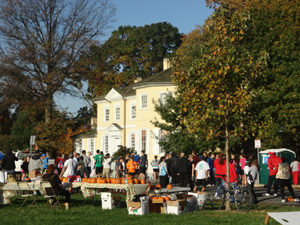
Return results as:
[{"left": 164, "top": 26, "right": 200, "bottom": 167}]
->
[
  {"left": 151, "top": 196, "right": 170, "bottom": 202},
  {"left": 80, "top": 177, "right": 146, "bottom": 184},
  {"left": 150, "top": 184, "right": 173, "bottom": 190}
]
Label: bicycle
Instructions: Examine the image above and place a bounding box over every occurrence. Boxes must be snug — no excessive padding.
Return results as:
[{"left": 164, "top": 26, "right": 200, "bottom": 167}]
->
[{"left": 209, "top": 174, "right": 253, "bottom": 212}]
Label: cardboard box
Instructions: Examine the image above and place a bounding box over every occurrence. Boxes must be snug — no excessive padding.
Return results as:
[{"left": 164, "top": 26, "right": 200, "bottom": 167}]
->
[
  {"left": 128, "top": 196, "right": 149, "bottom": 215},
  {"left": 101, "top": 192, "right": 122, "bottom": 209},
  {"left": 167, "top": 199, "right": 187, "bottom": 215},
  {"left": 188, "top": 192, "right": 208, "bottom": 210},
  {"left": 150, "top": 200, "right": 167, "bottom": 214}
]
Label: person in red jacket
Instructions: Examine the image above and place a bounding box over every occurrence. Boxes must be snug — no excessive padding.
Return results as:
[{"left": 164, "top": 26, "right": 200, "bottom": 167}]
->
[
  {"left": 263, "top": 151, "right": 282, "bottom": 196},
  {"left": 214, "top": 153, "right": 226, "bottom": 185},
  {"left": 223, "top": 158, "right": 238, "bottom": 183}
]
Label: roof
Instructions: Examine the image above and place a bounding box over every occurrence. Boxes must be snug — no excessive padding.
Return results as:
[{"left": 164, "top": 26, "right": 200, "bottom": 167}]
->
[
  {"left": 71, "top": 129, "right": 97, "bottom": 139},
  {"left": 92, "top": 68, "right": 173, "bottom": 102},
  {"left": 92, "top": 87, "right": 136, "bottom": 102},
  {"left": 130, "top": 68, "right": 173, "bottom": 88},
  {"left": 259, "top": 148, "right": 296, "bottom": 155}
]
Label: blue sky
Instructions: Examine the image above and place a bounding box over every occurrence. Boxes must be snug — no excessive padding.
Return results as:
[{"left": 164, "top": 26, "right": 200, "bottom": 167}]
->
[{"left": 55, "top": 0, "right": 213, "bottom": 114}]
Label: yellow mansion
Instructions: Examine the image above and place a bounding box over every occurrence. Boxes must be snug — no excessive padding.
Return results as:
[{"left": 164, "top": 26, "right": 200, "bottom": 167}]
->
[{"left": 74, "top": 60, "right": 175, "bottom": 173}]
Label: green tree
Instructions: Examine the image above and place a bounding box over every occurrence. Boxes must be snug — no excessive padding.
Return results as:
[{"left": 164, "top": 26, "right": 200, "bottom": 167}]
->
[
  {"left": 172, "top": 6, "right": 266, "bottom": 210},
  {"left": 81, "top": 22, "right": 182, "bottom": 98},
  {"left": 152, "top": 92, "right": 209, "bottom": 154},
  {"left": 10, "top": 108, "right": 44, "bottom": 150},
  {"left": 242, "top": 0, "right": 300, "bottom": 153}
]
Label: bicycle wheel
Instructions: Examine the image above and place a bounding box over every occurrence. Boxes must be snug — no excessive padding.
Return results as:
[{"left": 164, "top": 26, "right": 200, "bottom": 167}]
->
[
  {"left": 209, "top": 185, "right": 226, "bottom": 210},
  {"left": 234, "top": 186, "right": 253, "bottom": 212}
]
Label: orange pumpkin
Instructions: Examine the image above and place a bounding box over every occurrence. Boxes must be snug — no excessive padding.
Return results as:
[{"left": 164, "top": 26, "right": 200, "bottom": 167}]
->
[
  {"left": 126, "top": 174, "right": 132, "bottom": 179},
  {"left": 140, "top": 179, "right": 146, "bottom": 184},
  {"left": 155, "top": 184, "right": 161, "bottom": 190},
  {"left": 97, "top": 178, "right": 101, "bottom": 183},
  {"left": 128, "top": 179, "right": 134, "bottom": 184},
  {"left": 167, "top": 184, "right": 173, "bottom": 190},
  {"left": 133, "top": 179, "right": 140, "bottom": 184},
  {"left": 158, "top": 197, "right": 165, "bottom": 201},
  {"left": 106, "top": 179, "right": 111, "bottom": 183},
  {"left": 152, "top": 196, "right": 158, "bottom": 200},
  {"left": 121, "top": 178, "right": 125, "bottom": 184},
  {"left": 100, "top": 179, "right": 106, "bottom": 184},
  {"left": 63, "top": 178, "right": 68, "bottom": 182},
  {"left": 164, "top": 197, "right": 170, "bottom": 201},
  {"left": 115, "top": 179, "right": 121, "bottom": 184},
  {"left": 59, "top": 177, "right": 63, "bottom": 181},
  {"left": 91, "top": 178, "right": 97, "bottom": 183}
]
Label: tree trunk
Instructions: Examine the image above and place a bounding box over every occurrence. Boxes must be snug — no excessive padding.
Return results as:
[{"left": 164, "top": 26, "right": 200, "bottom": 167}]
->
[
  {"left": 225, "top": 115, "right": 231, "bottom": 211},
  {"left": 45, "top": 95, "right": 53, "bottom": 123}
]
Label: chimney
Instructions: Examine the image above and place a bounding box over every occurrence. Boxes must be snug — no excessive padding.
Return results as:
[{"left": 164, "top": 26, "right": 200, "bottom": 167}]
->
[
  {"left": 134, "top": 77, "right": 142, "bottom": 83},
  {"left": 163, "top": 58, "right": 171, "bottom": 70}
]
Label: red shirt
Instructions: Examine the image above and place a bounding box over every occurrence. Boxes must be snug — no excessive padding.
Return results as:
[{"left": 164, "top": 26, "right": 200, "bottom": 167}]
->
[
  {"left": 268, "top": 155, "right": 282, "bottom": 176},
  {"left": 223, "top": 163, "right": 238, "bottom": 183},
  {"left": 215, "top": 159, "right": 226, "bottom": 178},
  {"left": 193, "top": 155, "right": 199, "bottom": 165}
]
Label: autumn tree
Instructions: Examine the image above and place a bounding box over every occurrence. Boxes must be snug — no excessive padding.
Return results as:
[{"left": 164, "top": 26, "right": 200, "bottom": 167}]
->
[
  {"left": 172, "top": 6, "right": 266, "bottom": 210},
  {"left": 0, "top": 0, "right": 116, "bottom": 123},
  {"left": 80, "top": 22, "right": 182, "bottom": 98}
]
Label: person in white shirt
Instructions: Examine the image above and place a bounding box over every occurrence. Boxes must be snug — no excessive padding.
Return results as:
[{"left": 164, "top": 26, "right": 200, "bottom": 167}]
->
[
  {"left": 60, "top": 153, "right": 77, "bottom": 177},
  {"left": 290, "top": 158, "right": 299, "bottom": 185},
  {"left": 244, "top": 161, "right": 251, "bottom": 185},
  {"left": 102, "top": 153, "right": 112, "bottom": 179},
  {"left": 193, "top": 155, "right": 210, "bottom": 192}
]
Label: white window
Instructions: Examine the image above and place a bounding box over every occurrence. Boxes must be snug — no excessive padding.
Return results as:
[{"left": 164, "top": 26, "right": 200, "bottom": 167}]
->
[
  {"left": 115, "top": 107, "right": 120, "bottom": 121},
  {"left": 79, "top": 139, "right": 82, "bottom": 152},
  {"left": 159, "top": 92, "right": 168, "bottom": 105},
  {"left": 104, "top": 136, "right": 109, "bottom": 153},
  {"left": 131, "top": 133, "right": 135, "bottom": 149},
  {"left": 131, "top": 105, "right": 136, "bottom": 119},
  {"left": 141, "top": 130, "right": 147, "bottom": 151},
  {"left": 159, "top": 130, "right": 168, "bottom": 153},
  {"left": 141, "top": 94, "right": 147, "bottom": 109},
  {"left": 90, "top": 139, "right": 94, "bottom": 153},
  {"left": 104, "top": 108, "right": 109, "bottom": 122}
]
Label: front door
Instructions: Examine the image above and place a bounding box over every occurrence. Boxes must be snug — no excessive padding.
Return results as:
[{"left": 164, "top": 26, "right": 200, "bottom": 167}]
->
[{"left": 111, "top": 136, "right": 121, "bottom": 155}]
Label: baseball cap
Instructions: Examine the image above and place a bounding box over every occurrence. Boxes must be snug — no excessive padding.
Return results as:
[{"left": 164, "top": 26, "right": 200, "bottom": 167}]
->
[
  {"left": 41, "top": 154, "right": 45, "bottom": 157},
  {"left": 268, "top": 151, "right": 275, "bottom": 155},
  {"left": 134, "top": 150, "right": 137, "bottom": 154},
  {"left": 34, "top": 150, "right": 40, "bottom": 154}
]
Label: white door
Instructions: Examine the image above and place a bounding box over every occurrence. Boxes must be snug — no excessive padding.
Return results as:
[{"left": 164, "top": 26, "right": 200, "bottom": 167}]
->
[{"left": 111, "top": 136, "right": 121, "bottom": 155}]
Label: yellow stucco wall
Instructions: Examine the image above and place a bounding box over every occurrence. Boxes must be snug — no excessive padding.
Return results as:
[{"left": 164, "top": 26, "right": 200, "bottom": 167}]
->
[{"left": 91, "top": 84, "right": 176, "bottom": 178}]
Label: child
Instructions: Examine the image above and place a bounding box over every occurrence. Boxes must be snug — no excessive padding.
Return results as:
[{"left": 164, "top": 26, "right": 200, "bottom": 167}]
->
[{"left": 76, "top": 163, "right": 84, "bottom": 178}]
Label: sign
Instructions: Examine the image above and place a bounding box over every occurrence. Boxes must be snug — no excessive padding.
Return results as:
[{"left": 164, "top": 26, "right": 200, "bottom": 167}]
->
[
  {"left": 30, "top": 135, "right": 36, "bottom": 145},
  {"left": 263, "top": 155, "right": 269, "bottom": 164},
  {"left": 255, "top": 139, "right": 261, "bottom": 148}
]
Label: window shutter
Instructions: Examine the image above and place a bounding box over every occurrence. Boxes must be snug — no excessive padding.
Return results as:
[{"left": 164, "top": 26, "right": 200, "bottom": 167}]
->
[
  {"left": 135, "top": 131, "right": 140, "bottom": 153},
  {"left": 146, "top": 129, "right": 150, "bottom": 155},
  {"left": 101, "top": 135, "right": 104, "bottom": 152}
]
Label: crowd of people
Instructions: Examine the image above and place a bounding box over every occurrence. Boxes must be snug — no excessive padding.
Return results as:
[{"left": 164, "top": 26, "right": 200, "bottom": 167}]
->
[{"left": 1, "top": 148, "right": 300, "bottom": 206}]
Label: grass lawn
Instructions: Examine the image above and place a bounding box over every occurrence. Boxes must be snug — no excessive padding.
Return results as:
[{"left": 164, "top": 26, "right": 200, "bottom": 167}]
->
[{"left": 0, "top": 193, "right": 298, "bottom": 225}]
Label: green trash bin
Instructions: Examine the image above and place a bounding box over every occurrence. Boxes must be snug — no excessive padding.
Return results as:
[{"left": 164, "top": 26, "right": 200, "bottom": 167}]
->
[{"left": 259, "top": 148, "right": 296, "bottom": 184}]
